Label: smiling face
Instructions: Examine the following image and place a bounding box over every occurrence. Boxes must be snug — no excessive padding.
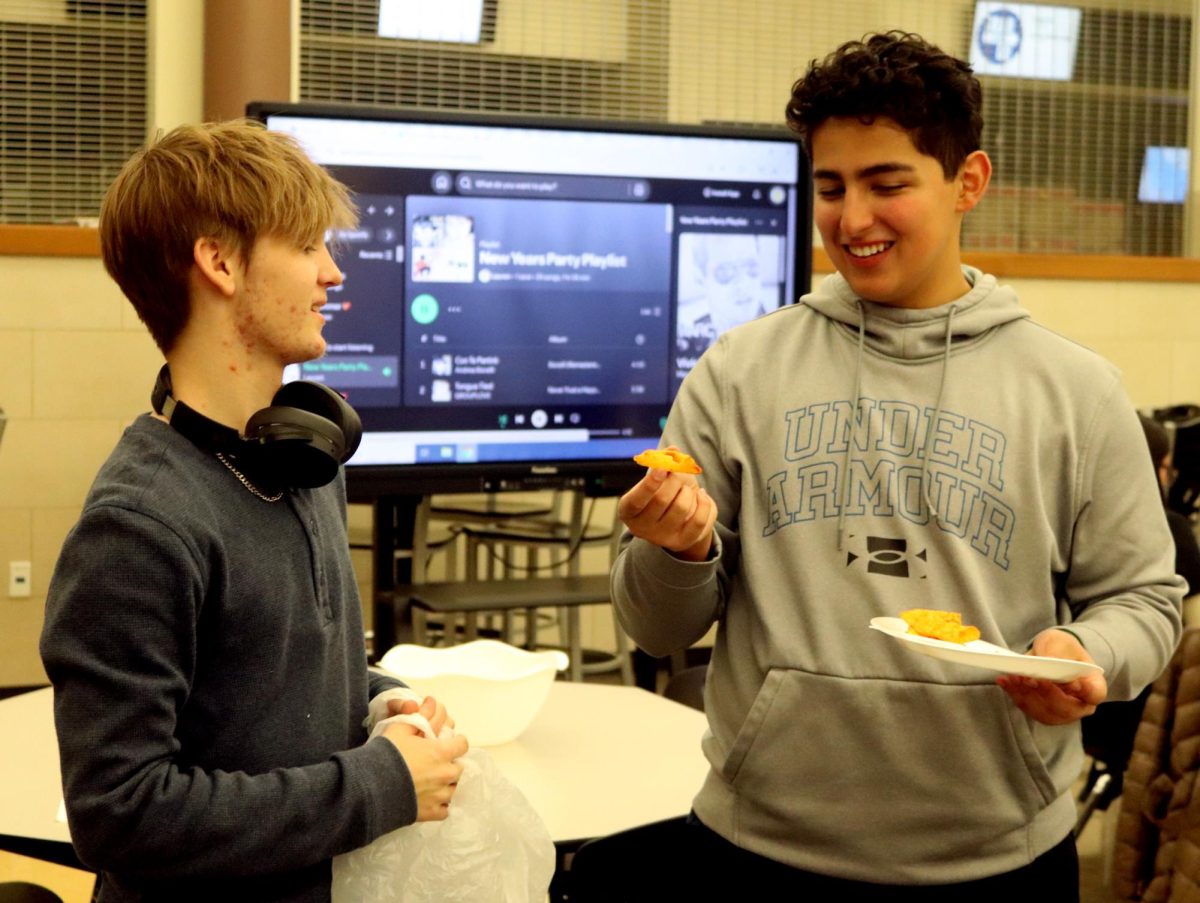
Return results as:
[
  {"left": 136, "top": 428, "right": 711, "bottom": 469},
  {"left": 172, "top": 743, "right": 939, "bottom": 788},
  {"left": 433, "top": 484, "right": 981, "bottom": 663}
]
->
[
  {"left": 811, "top": 116, "right": 990, "bottom": 309},
  {"left": 231, "top": 234, "right": 344, "bottom": 369}
]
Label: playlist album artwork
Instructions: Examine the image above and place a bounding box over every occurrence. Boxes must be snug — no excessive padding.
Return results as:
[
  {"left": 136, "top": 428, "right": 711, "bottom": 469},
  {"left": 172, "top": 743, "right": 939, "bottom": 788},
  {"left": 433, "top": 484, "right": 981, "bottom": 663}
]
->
[
  {"left": 411, "top": 214, "right": 476, "bottom": 283},
  {"left": 674, "top": 231, "right": 784, "bottom": 375}
]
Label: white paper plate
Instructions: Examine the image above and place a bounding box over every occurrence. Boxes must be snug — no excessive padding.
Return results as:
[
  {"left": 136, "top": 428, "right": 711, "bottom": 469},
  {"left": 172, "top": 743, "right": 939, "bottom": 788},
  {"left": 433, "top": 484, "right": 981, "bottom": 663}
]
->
[{"left": 868, "top": 617, "right": 1103, "bottom": 683}]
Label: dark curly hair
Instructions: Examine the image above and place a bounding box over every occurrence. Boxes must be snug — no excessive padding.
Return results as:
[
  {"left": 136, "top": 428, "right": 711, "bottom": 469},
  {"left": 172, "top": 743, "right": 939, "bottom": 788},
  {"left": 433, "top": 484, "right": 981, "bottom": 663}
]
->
[{"left": 786, "top": 32, "right": 983, "bottom": 179}]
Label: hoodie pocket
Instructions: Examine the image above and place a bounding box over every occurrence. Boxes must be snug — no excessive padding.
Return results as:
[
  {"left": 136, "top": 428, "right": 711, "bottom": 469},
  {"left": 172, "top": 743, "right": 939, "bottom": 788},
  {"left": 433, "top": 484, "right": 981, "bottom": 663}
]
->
[{"left": 717, "top": 668, "right": 1061, "bottom": 851}]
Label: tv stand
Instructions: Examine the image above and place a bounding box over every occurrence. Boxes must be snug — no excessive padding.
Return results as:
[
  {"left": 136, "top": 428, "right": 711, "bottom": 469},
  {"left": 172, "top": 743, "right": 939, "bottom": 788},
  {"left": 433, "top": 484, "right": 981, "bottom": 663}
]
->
[
  {"left": 367, "top": 480, "right": 631, "bottom": 658},
  {"left": 371, "top": 493, "right": 424, "bottom": 656}
]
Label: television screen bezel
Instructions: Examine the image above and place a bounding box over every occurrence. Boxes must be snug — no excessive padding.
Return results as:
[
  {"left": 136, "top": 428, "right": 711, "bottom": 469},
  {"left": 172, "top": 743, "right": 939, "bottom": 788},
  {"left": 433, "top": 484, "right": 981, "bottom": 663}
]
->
[{"left": 248, "top": 100, "right": 813, "bottom": 500}]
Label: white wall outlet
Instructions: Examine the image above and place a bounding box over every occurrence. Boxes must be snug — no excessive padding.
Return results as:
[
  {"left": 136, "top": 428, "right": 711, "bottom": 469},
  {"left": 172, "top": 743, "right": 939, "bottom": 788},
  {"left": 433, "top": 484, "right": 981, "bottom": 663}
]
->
[{"left": 9, "top": 561, "right": 31, "bottom": 598}]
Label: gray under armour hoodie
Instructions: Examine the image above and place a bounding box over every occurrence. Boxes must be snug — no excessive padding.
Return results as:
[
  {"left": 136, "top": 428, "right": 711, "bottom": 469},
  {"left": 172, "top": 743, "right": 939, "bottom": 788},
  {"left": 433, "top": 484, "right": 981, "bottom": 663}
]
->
[{"left": 611, "top": 266, "right": 1183, "bottom": 884}]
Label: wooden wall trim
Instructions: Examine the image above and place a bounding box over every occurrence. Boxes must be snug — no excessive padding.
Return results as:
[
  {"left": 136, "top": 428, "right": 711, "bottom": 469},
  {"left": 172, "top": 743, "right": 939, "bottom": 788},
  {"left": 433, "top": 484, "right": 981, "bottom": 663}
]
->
[
  {"left": 5, "top": 226, "right": 1200, "bottom": 283},
  {"left": 0, "top": 226, "right": 101, "bottom": 258}
]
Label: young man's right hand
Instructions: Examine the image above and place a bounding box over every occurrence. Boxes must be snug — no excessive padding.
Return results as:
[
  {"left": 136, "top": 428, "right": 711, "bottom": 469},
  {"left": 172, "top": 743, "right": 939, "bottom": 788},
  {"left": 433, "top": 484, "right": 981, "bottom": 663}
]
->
[
  {"left": 382, "top": 722, "right": 469, "bottom": 821},
  {"left": 618, "top": 456, "right": 718, "bottom": 562}
]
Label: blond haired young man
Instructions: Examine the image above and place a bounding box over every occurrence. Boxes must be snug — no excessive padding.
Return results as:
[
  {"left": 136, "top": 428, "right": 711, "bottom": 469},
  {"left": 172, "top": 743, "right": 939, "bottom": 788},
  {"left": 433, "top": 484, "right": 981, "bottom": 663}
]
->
[{"left": 41, "top": 120, "right": 467, "bottom": 902}]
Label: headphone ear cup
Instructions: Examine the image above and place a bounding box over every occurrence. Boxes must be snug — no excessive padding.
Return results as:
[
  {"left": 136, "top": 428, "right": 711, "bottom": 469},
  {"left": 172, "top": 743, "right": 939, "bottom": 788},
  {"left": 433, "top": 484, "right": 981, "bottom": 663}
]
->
[
  {"left": 244, "top": 405, "right": 344, "bottom": 488},
  {"left": 270, "top": 381, "right": 362, "bottom": 461},
  {"left": 241, "top": 382, "right": 362, "bottom": 488}
]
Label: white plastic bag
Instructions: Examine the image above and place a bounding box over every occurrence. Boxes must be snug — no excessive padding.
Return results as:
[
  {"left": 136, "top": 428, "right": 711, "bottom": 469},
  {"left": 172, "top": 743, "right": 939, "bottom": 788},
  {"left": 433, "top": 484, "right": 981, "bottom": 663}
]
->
[{"left": 332, "top": 711, "right": 555, "bottom": 903}]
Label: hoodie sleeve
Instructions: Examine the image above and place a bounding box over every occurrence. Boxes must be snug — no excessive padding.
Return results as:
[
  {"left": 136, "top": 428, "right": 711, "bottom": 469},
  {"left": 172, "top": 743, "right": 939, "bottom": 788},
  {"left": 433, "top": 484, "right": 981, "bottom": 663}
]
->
[
  {"left": 611, "top": 337, "right": 741, "bottom": 657},
  {"left": 1061, "top": 380, "right": 1183, "bottom": 700}
]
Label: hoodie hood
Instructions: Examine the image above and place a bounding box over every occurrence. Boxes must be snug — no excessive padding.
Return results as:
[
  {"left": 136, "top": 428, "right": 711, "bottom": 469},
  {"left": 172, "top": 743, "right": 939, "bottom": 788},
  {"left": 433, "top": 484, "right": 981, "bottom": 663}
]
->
[{"left": 802, "top": 265, "right": 1031, "bottom": 361}]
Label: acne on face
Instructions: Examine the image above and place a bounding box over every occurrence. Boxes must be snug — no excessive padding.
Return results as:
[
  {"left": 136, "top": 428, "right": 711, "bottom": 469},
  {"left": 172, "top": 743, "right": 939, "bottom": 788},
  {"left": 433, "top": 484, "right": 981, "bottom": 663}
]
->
[{"left": 225, "top": 236, "right": 336, "bottom": 369}]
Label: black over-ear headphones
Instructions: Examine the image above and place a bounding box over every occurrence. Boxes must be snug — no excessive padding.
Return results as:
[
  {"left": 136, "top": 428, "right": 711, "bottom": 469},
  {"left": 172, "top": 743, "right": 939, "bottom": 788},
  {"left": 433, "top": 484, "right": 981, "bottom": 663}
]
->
[{"left": 151, "top": 365, "right": 362, "bottom": 489}]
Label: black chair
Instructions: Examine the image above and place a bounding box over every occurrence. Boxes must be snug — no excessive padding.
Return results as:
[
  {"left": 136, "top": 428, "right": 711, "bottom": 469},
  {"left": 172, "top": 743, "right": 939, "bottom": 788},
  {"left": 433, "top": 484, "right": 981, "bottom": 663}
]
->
[
  {"left": 1074, "top": 685, "right": 1151, "bottom": 837},
  {"left": 565, "top": 816, "right": 694, "bottom": 903},
  {"left": 1149, "top": 404, "right": 1200, "bottom": 518},
  {"left": 0, "top": 884, "right": 65, "bottom": 903},
  {"left": 662, "top": 665, "right": 707, "bottom": 712},
  {"left": 394, "top": 491, "right": 636, "bottom": 685}
]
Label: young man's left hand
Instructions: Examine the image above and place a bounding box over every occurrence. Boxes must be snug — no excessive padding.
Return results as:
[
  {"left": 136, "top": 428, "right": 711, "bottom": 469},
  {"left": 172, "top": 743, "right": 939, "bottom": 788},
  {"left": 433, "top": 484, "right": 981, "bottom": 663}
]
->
[
  {"left": 389, "top": 695, "right": 455, "bottom": 737},
  {"left": 996, "top": 629, "right": 1107, "bottom": 725}
]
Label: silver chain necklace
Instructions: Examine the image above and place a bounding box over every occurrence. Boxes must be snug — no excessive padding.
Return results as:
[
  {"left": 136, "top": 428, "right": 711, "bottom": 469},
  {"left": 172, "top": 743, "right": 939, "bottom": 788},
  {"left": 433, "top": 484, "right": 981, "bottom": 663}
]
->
[{"left": 215, "top": 452, "right": 283, "bottom": 503}]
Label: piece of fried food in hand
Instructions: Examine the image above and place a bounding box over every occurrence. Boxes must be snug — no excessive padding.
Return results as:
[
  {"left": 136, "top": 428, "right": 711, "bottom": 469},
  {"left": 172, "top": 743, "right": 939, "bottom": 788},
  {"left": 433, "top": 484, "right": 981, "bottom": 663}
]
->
[
  {"left": 900, "top": 609, "right": 981, "bottom": 644},
  {"left": 633, "top": 448, "right": 703, "bottom": 474}
]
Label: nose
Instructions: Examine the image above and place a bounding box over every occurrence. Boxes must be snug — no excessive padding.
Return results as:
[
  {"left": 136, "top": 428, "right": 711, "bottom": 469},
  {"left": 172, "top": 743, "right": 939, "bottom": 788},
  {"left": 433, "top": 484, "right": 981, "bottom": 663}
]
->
[
  {"left": 839, "top": 187, "right": 875, "bottom": 238},
  {"left": 318, "top": 244, "right": 344, "bottom": 287}
]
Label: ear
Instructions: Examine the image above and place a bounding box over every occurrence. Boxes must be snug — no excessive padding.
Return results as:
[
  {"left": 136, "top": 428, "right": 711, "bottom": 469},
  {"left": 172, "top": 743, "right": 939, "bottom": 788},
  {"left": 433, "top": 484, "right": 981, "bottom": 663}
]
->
[
  {"left": 955, "top": 150, "right": 992, "bottom": 214},
  {"left": 192, "top": 237, "right": 240, "bottom": 298}
]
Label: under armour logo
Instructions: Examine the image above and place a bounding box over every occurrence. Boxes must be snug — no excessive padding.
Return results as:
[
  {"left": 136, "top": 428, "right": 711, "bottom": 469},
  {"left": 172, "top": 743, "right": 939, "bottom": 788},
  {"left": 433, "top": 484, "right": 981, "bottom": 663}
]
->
[{"left": 845, "top": 535, "right": 927, "bottom": 579}]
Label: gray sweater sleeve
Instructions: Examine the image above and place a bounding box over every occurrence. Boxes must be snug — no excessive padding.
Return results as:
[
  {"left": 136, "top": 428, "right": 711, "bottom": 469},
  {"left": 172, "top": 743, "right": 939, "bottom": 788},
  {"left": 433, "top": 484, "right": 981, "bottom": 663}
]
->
[
  {"left": 1057, "top": 380, "right": 1184, "bottom": 699},
  {"left": 611, "top": 337, "right": 739, "bottom": 656},
  {"left": 41, "top": 499, "right": 418, "bottom": 882}
]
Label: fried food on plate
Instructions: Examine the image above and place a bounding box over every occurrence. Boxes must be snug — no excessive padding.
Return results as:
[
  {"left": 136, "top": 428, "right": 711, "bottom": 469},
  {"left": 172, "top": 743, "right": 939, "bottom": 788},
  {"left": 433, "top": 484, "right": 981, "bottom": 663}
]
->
[
  {"left": 633, "top": 448, "right": 702, "bottom": 474},
  {"left": 900, "top": 609, "right": 981, "bottom": 644}
]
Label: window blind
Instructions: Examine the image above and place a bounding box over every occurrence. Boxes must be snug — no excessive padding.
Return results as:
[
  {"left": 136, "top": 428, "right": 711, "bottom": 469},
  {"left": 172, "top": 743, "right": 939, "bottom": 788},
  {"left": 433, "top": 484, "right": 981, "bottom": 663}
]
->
[
  {"left": 0, "top": 0, "right": 146, "bottom": 224},
  {"left": 300, "top": 0, "right": 668, "bottom": 120},
  {"left": 298, "top": 0, "right": 1194, "bottom": 258}
]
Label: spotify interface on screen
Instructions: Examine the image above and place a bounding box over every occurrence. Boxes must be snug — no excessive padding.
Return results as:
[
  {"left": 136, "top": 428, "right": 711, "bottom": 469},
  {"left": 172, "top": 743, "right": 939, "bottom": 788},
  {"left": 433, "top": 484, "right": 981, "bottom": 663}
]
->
[{"left": 272, "top": 115, "right": 800, "bottom": 466}]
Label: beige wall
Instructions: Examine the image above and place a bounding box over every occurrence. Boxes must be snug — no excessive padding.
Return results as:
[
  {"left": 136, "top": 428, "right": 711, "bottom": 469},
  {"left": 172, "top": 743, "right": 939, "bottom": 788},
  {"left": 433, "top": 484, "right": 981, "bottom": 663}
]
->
[{"left": 0, "top": 257, "right": 163, "bottom": 685}]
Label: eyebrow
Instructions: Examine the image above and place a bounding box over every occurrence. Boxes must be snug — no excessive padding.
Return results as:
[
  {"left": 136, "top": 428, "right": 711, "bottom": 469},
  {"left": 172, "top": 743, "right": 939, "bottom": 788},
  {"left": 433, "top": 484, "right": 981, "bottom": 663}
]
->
[{"left": 813, "top": 162, "right": 918, "bottom": 181}]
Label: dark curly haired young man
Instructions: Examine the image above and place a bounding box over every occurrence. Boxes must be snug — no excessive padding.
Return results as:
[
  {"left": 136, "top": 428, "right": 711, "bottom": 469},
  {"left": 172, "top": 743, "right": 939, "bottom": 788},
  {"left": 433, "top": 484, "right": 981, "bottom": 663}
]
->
[{"left": 606, "top": 31, "right": 1182, "bottom": 901}]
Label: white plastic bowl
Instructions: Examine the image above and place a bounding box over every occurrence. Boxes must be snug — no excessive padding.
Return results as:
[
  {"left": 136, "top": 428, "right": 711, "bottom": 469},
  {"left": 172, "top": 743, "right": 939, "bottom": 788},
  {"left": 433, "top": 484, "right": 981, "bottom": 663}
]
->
[{"left": 376, "top": 640, "right": 569, "bottom": 746}]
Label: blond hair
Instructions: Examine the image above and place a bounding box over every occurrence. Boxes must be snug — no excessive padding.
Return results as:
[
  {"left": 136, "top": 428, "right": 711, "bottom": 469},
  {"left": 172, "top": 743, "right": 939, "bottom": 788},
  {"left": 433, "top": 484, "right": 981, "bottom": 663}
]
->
[{"left": 99, "top": 119, "right": 357, "bottom": 352}]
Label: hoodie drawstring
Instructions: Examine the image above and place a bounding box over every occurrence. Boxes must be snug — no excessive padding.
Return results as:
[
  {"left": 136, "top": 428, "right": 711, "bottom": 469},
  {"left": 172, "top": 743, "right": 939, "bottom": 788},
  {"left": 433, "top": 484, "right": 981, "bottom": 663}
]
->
[
  {"left": 837, "top": 302, "right": 956, "bottom": 549},
  {"left": 920, "top": 304, "right": 957, "bottom": 529},
  {"left": 836, "top": 300, "right": 867, "bottom": 551}
]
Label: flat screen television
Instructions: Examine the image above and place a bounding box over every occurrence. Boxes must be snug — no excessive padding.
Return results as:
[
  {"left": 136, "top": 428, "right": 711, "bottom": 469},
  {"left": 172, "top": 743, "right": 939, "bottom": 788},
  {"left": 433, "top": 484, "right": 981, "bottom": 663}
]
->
[{"left": 249, "top": 102, "right": 811, "bottom": 499}]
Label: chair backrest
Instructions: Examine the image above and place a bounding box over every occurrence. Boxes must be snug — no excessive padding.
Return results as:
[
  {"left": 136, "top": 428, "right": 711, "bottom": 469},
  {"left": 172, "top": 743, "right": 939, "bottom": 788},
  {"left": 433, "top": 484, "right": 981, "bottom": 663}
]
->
[
  {"left": 1081, "top": 687, "right": 1150, "bottom": 768},
  {"left": 567, "top": 816, "right": 692, "bottom": 903},
  {"left": 1150, "top": 405, "right": 1200, "bottom": 517},
  {"left": 453, "top": 490, "right": 621, "bottom": 581},
  {"left": 663, "top": 665, "right": 707, "bottom": 712}
]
